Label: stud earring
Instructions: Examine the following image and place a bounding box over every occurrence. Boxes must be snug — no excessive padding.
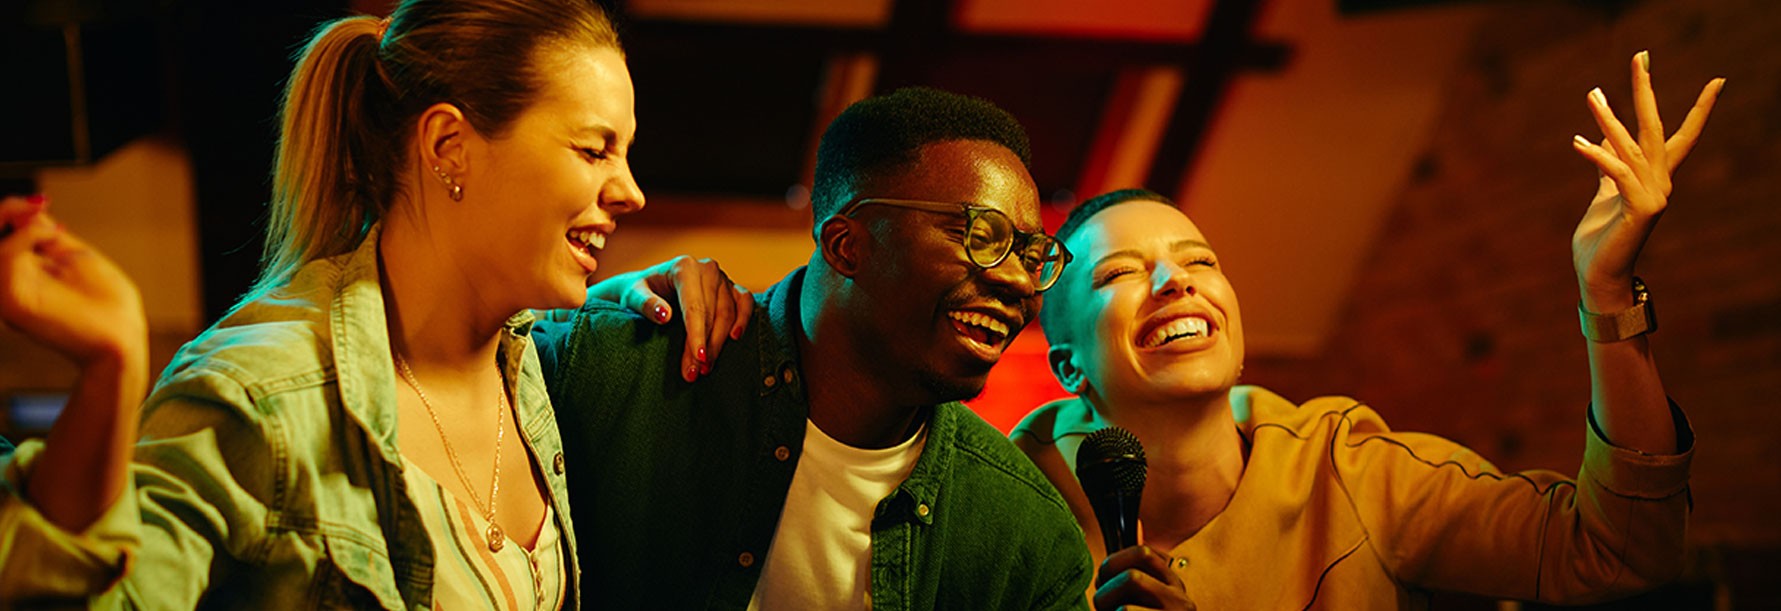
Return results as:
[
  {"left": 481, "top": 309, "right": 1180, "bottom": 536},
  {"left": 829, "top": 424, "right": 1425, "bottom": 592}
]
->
[{"left": 431, "top": 165, "right": 464, "bottom": 202}]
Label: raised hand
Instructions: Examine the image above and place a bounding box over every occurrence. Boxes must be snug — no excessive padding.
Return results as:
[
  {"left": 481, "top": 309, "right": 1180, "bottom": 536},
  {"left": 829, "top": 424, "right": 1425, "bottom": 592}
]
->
[
  {"left": 0, "top": 195, "right": 146, "bottom": 366},
  {"left": 0, "top": 194, "right": 148, "bottom": 532},
  {"left": 1569, "top": 51, "right": 1723, "bottom": 309}
]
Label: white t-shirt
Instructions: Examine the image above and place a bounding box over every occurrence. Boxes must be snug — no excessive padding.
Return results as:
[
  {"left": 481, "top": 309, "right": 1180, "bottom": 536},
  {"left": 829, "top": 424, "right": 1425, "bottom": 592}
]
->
[{"left": 746, "top": 418, "right": 929, "bottom": 610}]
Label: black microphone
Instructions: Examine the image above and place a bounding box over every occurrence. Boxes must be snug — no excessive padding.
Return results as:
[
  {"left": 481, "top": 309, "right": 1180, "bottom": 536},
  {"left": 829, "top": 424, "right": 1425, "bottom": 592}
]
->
[{"left": 1075, "top": 426, "right": 1147, "bottom": 555}]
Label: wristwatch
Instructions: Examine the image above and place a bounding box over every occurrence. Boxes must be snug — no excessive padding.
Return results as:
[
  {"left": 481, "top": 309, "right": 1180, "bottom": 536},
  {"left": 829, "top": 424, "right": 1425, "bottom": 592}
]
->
[{"left": 1579, "top": 277, "right": 1657, "bottom": 342}]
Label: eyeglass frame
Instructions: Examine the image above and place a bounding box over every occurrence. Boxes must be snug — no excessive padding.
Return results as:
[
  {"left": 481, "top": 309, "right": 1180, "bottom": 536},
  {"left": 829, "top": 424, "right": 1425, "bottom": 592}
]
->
[{"left": 832, "top": 197, "right": 1074, "bottom": 292}]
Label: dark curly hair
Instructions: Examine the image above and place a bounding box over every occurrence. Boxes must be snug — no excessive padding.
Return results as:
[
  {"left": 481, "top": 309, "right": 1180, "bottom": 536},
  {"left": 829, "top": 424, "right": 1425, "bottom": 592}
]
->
[{"left": 810, "top": 87, "right": 1032, "bottom": 223}]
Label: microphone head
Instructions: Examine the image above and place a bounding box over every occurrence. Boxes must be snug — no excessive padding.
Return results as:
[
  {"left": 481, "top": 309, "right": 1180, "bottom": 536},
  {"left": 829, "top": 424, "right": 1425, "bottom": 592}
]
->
[{"left": 1075, "top": 426, "right": 1147, "bottom": 499}]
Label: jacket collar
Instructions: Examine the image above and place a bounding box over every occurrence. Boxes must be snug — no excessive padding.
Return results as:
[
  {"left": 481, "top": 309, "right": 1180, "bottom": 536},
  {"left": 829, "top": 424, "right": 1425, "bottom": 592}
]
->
[
  {"left": 757, "top": 266, "right": 806, "bottom": 395},
  {"left": 323, "top": 224, "right": 538, "bottom": 467},
  {"left": 327, "top": 224, "right": 403, "bottom": 464}
]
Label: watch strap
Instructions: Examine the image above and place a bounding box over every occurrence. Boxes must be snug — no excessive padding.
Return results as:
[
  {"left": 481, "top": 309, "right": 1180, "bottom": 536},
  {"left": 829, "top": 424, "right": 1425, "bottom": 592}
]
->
[{"left": 1579, "top": 277, "right": 1657, "bottom": 342}]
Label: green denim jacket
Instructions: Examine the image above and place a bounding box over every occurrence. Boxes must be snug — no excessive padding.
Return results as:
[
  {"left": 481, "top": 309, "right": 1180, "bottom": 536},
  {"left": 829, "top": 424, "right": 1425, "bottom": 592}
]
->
[
  {"left": 533, "top": 267, "right": 1091, "bottom": 610},
  {"left": 0, "top": 226, "right": 579, "bottom": 609}
]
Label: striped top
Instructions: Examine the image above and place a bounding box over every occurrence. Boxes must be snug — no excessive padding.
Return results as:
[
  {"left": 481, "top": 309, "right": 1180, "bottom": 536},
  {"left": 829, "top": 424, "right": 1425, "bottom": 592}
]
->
[{"left": 403, "top": 461, "right": 567, "bottom": 610}]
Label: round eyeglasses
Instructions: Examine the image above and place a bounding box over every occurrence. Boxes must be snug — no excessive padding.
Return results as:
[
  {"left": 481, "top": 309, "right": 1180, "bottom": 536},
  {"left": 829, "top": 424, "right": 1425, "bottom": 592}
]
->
[{"left": 836, "top": 198, "right": 1073, "bottom": 291}]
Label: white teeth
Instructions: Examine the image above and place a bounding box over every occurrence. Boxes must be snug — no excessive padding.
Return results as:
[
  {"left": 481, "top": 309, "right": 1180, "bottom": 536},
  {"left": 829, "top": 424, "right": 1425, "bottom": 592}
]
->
[
  {"left": 1143, "top": 316, "right": 1209, "bottom": 348},
  {"left": 567, "top": 230, "right": 606, "bottom": 254},
  {"left": 948, "top": 311, "right": 1010, "bottom": 338}
]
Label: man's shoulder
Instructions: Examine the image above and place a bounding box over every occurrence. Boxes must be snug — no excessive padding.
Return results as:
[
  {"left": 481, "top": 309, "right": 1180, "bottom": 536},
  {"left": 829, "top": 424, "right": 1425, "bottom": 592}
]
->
[
  {"left": 927, "top": 405, "right": 1093, "bottom": 608},
  {"left": 562, "top": 298, "right": 659, "bottom": 337},
  {"left": 532, "top": 298, "right": 676, "bottom": 380},
  {"left": 939, "top": 404, "right": 1075, "bottom": 512}
]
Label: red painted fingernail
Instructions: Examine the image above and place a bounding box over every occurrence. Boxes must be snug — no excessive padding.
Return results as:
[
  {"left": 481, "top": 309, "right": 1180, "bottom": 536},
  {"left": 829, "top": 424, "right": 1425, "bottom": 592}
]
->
[
  {"left": 654, "top": 304, "right": 670, "bottom": 321},
  {"left": 697, "top": 347, "right": 707, "bottom": 363},
  {"left": 701, "top": 362, "right": 711, "bottom": 375},
  {"left": 686, "top": 365, "right": 698, "bottom": 381},
  {"left": 25, "top": 194, "right": 47, "bottom": 207}
]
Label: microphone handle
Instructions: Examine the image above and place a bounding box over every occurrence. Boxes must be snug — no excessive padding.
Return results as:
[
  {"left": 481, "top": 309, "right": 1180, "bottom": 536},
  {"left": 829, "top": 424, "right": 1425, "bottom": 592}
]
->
[{"left": 1099, "top": 493, "right": 1141, "bottom": 554}]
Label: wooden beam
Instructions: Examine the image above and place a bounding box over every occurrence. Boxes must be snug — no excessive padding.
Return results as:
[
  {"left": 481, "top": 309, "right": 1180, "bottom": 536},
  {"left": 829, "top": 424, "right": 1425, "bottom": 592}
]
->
[{"left": 1145, "top": 0, "right": 1284, "bottom": 199}]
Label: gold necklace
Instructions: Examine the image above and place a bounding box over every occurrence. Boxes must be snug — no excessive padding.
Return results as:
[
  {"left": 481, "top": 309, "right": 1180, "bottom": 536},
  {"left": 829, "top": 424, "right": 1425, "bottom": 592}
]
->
[{"left": 394, "top": 352, "right": 509, "bottom": 552}]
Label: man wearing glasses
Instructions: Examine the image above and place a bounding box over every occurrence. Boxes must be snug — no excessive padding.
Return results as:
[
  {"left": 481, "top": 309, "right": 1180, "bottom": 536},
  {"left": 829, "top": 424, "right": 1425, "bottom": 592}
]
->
[{"left": 534, "top": 87, "right": 1091, "bottom": 609}]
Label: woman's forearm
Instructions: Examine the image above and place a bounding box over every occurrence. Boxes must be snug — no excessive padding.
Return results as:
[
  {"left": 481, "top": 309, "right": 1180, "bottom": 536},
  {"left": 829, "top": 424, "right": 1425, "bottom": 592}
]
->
[{"left": 26, "top": 341, "right": 148, "bottom": 532}]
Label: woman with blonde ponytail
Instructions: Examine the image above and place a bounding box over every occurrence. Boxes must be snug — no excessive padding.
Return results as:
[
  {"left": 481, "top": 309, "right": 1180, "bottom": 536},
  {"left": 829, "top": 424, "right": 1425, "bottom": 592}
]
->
[{"left": 0, "top": 0, "right": 748, "bottom": 607}]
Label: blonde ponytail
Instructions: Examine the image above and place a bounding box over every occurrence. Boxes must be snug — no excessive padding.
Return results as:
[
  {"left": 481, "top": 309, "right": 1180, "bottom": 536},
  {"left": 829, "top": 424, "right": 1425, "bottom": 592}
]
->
[{"left": 256, "top": 15, "right": 397, "bottom": 293}]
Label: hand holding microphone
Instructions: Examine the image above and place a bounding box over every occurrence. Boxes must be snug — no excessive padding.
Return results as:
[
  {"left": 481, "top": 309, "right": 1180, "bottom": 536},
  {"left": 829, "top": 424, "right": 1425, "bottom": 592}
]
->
[{"left": 1078, "top": 426, "right": 1195, "bottom": 611}]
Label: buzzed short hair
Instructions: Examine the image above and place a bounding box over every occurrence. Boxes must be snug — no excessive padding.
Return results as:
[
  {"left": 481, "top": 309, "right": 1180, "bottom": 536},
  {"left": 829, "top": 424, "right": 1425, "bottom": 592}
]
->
[
  {"left": 1039, "top": 188, "right": 1176, "bottom": 340},
  {"left": 810, "top": 87, "right": 1032, "bottom": 223}
]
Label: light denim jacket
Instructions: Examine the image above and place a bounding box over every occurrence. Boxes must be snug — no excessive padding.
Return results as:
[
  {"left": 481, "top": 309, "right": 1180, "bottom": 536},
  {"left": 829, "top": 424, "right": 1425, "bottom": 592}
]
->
[{"left": 0, "top": 226, "right": 579, "bottom": 609}]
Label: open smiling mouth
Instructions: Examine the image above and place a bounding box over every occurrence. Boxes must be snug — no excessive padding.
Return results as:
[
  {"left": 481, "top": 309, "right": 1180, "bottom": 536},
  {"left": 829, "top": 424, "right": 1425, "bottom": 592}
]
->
[
  {"left": 565, "top": 228, "right": 609, "bottom": 275},
  {"left": 567, "top": 229, "right": 606, "bottom": 258},
  {"left": 1140, "top": 316, "right": 1210, "bottom": 348},
  {"left": 948, "top": 310, "right": 1010, "bottom": 349}
]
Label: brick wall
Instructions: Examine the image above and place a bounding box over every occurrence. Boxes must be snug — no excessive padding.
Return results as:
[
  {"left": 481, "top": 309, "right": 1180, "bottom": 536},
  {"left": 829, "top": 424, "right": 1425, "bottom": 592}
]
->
[{"left": 1244, "top": 0, "right": 1781, "bottom": 601}]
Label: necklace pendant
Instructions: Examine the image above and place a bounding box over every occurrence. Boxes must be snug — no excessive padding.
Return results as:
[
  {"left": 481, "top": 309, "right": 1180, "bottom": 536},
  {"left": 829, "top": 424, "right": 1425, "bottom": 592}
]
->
[{"left": 487, "top": 523, "right": 505, "bottom": 552}]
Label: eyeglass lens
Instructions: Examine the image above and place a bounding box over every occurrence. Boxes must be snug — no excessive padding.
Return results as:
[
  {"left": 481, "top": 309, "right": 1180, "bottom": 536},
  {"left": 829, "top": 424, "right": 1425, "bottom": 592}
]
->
[{"left": 965, "top": 209, "right": 1065, "bottom": 289}]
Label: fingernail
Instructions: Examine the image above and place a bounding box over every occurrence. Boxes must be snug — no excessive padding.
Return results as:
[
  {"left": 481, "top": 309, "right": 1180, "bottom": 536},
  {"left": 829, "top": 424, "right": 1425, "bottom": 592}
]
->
[
  {"left": 700, "top": 362, "right": 711, "bottom": 375},
  {"left": 1638, "top": 50, "right": 1650, "bottom": 72},
  {"left": 654, "top": 304, "right": 669, "bottom": 321},
  {"left": 686, "top": 365, "right": 698, "bottom": 381},
  {"left": 1573, "top": 134, "right": 1590, "bottom": 148},
  {"left": 732, "top": 328, "right": 743, "bottom": 340},
  {"left": 25, "top": 194, "right": 47, "bottom": 207},
  {"left": 696, "top": 347, "right": 707, "bottom": 363},
  {"left": 1589, "top": 87, "right": 1606, "bottom": 107}
]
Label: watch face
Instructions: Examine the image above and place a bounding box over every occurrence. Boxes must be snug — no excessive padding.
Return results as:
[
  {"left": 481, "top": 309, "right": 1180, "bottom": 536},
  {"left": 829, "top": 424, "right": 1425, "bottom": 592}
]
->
[{"left": 1643, "top": 295, "right": 1657, "bottom": 335}]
